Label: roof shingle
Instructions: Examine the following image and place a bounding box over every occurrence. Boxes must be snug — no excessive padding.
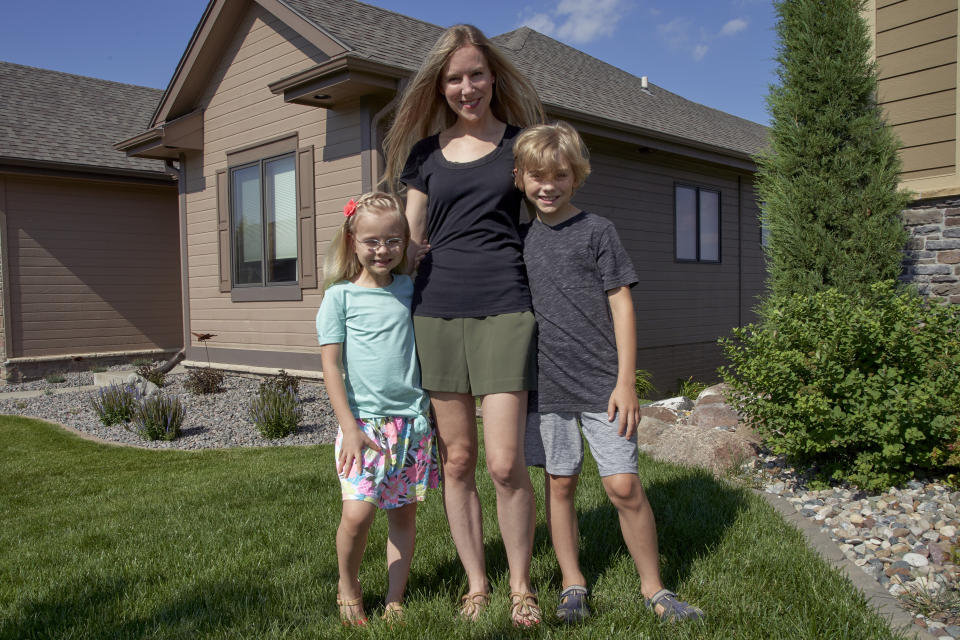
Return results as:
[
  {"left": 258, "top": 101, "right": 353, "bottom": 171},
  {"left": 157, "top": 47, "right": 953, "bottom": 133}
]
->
[{"left": 0, "top": 61, "right": 168, "bottom": 175}]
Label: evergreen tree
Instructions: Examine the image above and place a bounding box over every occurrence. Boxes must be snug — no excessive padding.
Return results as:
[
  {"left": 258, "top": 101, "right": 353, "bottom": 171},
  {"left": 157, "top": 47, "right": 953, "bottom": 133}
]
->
[{"left": 757, "top": 0, "right": 909, "bottom": 299}]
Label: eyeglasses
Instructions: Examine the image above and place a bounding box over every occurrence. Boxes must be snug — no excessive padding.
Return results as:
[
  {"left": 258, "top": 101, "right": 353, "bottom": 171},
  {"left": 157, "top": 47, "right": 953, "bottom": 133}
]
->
[{"left": 356, "top": 237, "right": 404, "bottom": 251}]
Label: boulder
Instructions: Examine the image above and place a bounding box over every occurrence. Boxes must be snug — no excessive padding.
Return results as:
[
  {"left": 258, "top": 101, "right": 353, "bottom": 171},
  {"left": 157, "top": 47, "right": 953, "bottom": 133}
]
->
[
  {"left": 649, "top": 396, "right": 694, "bottom": 412},
  {"left": 639, "top": 405, "right": 679, "bottom": 423},
  {"left": 635, "top": 416, "right": 673, "bottom": 447},
  {"left": 125, "top": 373, "right": 159, "bottom": 398},
  {"left": 689, "top": 404, "right": 741, "bottom": 430}
]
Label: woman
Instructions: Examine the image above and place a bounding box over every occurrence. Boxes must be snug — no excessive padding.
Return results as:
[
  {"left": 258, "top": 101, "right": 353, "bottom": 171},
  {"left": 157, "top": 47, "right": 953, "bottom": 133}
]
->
[{"left": 383, "top": 24, "right": 545, "bottom": 627}]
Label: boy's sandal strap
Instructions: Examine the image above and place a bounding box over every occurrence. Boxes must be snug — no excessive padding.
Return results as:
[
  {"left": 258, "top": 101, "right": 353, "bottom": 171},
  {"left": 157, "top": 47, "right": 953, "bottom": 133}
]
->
[{"left": 644, "top": 589, "right": 705, "bottom": 622}]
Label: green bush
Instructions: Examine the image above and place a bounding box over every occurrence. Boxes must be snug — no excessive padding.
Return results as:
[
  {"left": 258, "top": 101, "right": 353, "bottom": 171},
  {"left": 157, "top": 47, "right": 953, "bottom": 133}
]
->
[
  {"left": 136, "top": 364, "right": 165, "bottom": 388},
  {"left": 249, "top": 384, "right": 302, "bottom": 439},
  {"left": 720, "top": 281, "right": 960, "bottom": 491},
  {"left": 677, "top": 377, "right": 710, "bottom": 402},
  {"left": 44, "top": 373, "right": 67, "bottom": 384},
  {"left": 185, "top": 367, "right": 225, "bottom": 395},
  {"left": 634, "top": 369, "right": 656, "bottom": 400},
  {"left": 89, "top": 383, "right": 138, "bottom": 426},
  {"left": 130, "top": 394, "right": 185, "bottom": 441}
]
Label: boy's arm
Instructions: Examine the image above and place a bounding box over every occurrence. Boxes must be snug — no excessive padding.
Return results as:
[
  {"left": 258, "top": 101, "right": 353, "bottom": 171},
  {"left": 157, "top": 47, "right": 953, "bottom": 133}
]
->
[
  {"left": 320, "top": 343, "right": 380, "bottom": 476},
  {"left": 405, "top": 187, "right": 430, "bottom": 272},
  {"left": 606, "top": 286, "right": 641, "bottom": 438}
]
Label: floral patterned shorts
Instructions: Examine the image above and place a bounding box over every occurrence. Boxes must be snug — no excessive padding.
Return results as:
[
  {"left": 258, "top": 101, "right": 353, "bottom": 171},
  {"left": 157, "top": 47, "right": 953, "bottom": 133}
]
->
[{"left": 335, "top": 415, "right": 439, "bottom": 509}]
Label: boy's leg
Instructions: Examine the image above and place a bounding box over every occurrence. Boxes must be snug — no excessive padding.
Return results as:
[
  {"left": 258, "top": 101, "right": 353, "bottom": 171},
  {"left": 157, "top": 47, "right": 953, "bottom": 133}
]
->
[
  {"left": 431, "top": 391, "right": 489, "bottom": 597},
  {"left": 599, "top": 473, "right": 666, "bottom": 598},
  {"left": 481, "top": 390, "right": 536, "bottom": 594},
  {"left": 544, "top": 472, "right": 587, "bottom": 588},
  {"left": 337, "top": 500, "right": 377, "bottom": 618},
  {"left": 385, "top": 502, "right": 418, "bottom": 606}
]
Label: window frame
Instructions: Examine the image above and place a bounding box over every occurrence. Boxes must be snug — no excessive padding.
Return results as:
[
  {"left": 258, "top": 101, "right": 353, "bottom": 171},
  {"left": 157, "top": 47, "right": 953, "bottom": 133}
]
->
[
  {"left": 674, "top": 183, "right": 721, "bottom": 264},
  {"left": 221, "top": 135, "right": 309, "bottom": 302}
]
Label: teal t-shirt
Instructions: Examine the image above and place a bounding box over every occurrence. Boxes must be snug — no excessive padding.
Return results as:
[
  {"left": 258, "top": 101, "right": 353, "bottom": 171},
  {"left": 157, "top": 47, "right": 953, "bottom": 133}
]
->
[{"left": 316, "top": 275, "right": 429, "bottom": 419}]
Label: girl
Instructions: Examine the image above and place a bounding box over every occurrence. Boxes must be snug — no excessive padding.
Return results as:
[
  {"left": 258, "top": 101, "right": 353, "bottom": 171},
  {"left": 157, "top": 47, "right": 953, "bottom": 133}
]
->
[
  {"left": 383, "top": 25, "right": 545, "bottom": 627},
  {"left": 316, "top": 192, "right": 439, "bottom": 626}
]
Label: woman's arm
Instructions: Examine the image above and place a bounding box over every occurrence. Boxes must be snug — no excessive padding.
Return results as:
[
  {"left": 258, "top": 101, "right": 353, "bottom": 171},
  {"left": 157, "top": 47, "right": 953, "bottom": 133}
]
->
[
  {"left": 320, "top": 343, "right": 380, "bottom": 476},
  {"left": 405, "top": 187, "right": 430, "bottom": 272},
  {"left": 606, "top": 286, "right": 641, "bottom": 438}
]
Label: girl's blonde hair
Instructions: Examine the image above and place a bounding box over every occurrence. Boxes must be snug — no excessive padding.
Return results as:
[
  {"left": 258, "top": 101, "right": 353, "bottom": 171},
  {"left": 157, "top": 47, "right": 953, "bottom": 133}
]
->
[
  {"left": 382, "top": 24, "right": 545, "bottom": 191},
  {"left": 513, "top": 121, "right": 592, "bottom": 189},
  {"left": 322, "top": 192, "right": 409, "bottom": 291}
]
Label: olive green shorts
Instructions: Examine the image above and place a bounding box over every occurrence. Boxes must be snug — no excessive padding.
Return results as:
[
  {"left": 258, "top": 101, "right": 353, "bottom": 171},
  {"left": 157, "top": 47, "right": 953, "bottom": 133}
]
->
[{"left": 413, "top": 311, "right": 537, "bottom": 396}]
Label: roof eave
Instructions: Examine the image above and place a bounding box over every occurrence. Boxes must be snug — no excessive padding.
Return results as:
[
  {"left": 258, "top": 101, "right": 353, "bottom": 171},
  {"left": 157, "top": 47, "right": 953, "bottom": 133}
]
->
[
  {"left": 546, "top": 105, "right": 761, "bottom": 171},
  {"left": 0, "top": 157, "right": 175, "bottom": 183},
  {"left": 268, "top": 55, "right": 410, "bottom": 108},
  {"left": 116, "top": 110, "right": 204, "bottom": 160}
]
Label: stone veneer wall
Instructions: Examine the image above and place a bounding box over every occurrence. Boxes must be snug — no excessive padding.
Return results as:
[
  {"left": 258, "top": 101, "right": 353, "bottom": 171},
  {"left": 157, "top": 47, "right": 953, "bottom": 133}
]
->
[{"left": 901, "top": 198, "right": 960, "bottom": 305}]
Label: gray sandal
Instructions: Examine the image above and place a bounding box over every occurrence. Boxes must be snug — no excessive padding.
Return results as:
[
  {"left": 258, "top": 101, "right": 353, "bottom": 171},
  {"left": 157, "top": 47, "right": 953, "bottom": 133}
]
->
[
  {"left": 555, "top": 585, "right": 590, "bottom": 623},
  {"left": 644, "top": 589, "right": 705, "bottom": 622}
]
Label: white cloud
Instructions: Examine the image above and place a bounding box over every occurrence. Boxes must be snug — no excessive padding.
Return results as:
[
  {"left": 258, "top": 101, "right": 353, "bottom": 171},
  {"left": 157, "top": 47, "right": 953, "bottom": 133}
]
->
[
  {"left": 520, "top": 0, "right": 627, "bottom": 44},
  {"left": 656, "top": 17, "right": 692, "bottom": 48},
  {"left": 719, "top": 17, "right": 748, "bottom": 36},
  {"left": 692, "top": 43, "right": 709, "bottom": 60}
]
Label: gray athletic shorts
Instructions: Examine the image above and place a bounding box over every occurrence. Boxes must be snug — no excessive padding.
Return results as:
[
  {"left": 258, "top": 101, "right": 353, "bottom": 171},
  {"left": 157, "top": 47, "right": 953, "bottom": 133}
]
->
[{"left": 524, "top": 411, "right": 639, "bottom": 477}]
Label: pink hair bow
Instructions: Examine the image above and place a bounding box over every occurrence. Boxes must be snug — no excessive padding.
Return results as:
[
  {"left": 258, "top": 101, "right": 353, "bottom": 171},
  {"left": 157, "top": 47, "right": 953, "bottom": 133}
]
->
[{"left": 343, "top": 199, "right": 357, "bottom": 217}]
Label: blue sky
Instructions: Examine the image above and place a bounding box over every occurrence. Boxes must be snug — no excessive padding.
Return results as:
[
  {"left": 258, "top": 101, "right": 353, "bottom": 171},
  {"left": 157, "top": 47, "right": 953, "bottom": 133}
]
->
[{"left": 0, "top": 0, "right": 777, "bottom": 125}]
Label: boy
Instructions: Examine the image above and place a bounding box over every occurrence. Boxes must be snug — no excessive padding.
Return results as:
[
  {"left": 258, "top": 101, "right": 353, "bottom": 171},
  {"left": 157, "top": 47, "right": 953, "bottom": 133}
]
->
[{"left": 514, "top": 122, "right": 704, "bottom": 624}]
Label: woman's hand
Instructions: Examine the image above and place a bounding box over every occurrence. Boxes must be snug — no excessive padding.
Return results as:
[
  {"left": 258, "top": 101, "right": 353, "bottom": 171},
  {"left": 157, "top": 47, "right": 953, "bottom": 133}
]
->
[{"left": 337, "top": 425, "right": 381, "bottom": 477}]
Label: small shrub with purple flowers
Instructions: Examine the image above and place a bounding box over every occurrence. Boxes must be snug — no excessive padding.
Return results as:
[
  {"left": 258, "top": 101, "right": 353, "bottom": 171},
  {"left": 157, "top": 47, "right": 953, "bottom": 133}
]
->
[
  {"left": 89, "top": 383, "right": 139, "bottom": 426},
  {"left": 130, "top": 394, "right": 185, "bottom": 441},
  {"left": 249, "top": 383, "right": 302, "bottom": 439}
]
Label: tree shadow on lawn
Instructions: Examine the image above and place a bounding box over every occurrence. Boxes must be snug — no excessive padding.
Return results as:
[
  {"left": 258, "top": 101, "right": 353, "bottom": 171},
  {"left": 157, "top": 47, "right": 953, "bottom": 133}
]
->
[{"left": 2, "top": 573, "right": 289, "bottom": 640}]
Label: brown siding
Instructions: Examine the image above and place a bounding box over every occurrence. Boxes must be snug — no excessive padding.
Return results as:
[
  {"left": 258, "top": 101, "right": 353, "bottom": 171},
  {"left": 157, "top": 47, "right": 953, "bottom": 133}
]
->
[
  {"left": 875, "top": 2, "right": 957, "bottom": 178},
  {"left": 3, "top": 175, "right": 182, "bottom": 358},
  {"left": 573, "top": 140, "right": 763, "bottom": 392},
  {"left": 184, "top": 3, "right": 362, "bottom": 360}
]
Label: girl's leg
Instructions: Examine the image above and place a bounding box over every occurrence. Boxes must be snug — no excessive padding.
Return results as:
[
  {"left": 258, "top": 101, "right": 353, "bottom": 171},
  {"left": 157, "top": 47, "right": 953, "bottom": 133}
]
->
[
  {"left": 336, "top": 500, "right": 377, "bottom": 619},
  {"left": 600, "top": 474, "right": 665, "bottom": 601},
  {"left": 432, "top": 391, "right": 489, "bottom": 596},
  {"left": 385, "top": 502, "right": 418, "bottom": 606},
  {"left": 545, "top": 473, "right": 588, "bottom": 588},
  {"left": 481, "top": 391, "right": 536, "bottom": 594}
]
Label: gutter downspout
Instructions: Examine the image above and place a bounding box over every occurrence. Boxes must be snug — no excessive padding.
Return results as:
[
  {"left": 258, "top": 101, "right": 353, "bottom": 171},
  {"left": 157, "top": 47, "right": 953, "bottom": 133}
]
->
[{"left": 165, "top": 157, "right": 189, "bottom": 369}]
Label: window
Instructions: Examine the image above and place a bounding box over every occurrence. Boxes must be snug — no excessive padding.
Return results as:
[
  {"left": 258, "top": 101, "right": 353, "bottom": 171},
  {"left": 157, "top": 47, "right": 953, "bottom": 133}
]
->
[
  {"left": 675, "top": 184, "right": 720, "bottom": 263},
  {"left": 216, "top": 137, "right": 316, "bottom": 301}
]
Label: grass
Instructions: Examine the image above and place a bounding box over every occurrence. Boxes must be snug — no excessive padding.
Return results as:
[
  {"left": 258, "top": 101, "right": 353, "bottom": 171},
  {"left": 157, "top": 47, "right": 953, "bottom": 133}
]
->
[{"left": 0, "top": 415, "right": 911, "bottom": 640}]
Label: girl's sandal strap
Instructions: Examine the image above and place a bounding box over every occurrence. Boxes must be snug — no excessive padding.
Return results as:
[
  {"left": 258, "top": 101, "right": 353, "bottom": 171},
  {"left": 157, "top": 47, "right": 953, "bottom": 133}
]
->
[
  {"left": 509, "top": 591, "right": 542, "bottom": 627},
  {"left": 382, "top": 601, "right": 404, "bottom": 622},
  {"left": 337, "top": 593, "right": 368, "bottom": 626},
  {"left": 459, "top": 592, "right": 490, "bottom": 620}
]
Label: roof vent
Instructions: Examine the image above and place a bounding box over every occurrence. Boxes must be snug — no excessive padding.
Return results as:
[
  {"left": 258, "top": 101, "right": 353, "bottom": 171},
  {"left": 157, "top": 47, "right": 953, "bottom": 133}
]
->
[{"left": 640, "top": 76, "right": 652, "bottom": 96}]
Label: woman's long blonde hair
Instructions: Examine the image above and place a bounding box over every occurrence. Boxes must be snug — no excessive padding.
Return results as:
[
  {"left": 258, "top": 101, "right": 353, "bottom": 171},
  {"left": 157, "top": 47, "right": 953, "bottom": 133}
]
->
[
  {"left": 382, "top": 24, "right": 544, "bottom": 191},
  {"left": 322, "top": 192, "right": 409, "bottom": 291}
]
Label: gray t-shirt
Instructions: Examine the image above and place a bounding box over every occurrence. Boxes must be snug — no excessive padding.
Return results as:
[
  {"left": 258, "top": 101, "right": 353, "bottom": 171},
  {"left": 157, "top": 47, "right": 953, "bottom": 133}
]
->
[{"left": 522, "top": 211, "right": 638, "bottom": 413}]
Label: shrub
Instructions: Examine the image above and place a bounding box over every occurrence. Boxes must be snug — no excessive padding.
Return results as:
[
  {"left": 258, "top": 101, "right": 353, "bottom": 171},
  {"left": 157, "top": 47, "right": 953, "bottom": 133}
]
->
[
  {"left": 89, "top": 383, "right": 139, "bottom": 426},
  {"left": 44, "top": 373, "right": 67, "bottom": 384},
  {"left": 185, "top": 368, "right": 225, "bottom": 395},
  {"left": 131, "top": 394, "right": 185, "bottom": 441},
  {"left": 249, "top": 384, "right": 302, "bottom": 439},
  {"left": 260, "top": 369, "right": 300, "bottom": 396},
  {"left": 677, "top": 377, "right": 710, "bottom": 402},
  {"left": 634, "top": 369, "right": 656, "bottom": 400},
  {"left": 136, "top": 364, "right": 165, "bottom": 388},
  {"left": 131, "top": 357, "right": 152, "bottom": 367},
  {"left": 720, "top": 281, "right": 960, "bottom": 491}
]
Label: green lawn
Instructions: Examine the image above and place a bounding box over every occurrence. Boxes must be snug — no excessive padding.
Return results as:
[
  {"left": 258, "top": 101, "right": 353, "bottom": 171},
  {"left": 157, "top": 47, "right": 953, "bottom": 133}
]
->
[{"left": 0, "top": 416, "right": 909, "bottom": 639}]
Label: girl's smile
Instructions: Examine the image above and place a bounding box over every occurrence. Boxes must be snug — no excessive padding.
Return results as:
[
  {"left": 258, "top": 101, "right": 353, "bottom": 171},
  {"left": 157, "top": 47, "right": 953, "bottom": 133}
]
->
[{"left": 350, "top": 213, "right": 407, "bottom": 287}]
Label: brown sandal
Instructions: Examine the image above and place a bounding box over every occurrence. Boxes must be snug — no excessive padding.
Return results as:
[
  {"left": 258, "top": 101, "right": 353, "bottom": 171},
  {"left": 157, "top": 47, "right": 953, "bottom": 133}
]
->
[
  {"left": 509, "top": 591, "right": 541, "bottom": 627},
  {"left": 458, "top": 591, "right": 490, "bottom": 621},
  {"left": 336, "top": 592, "right": 367, "bottom": 626},
  {"left": 382, "top": 601, "right": 404, "bottom": 623}
]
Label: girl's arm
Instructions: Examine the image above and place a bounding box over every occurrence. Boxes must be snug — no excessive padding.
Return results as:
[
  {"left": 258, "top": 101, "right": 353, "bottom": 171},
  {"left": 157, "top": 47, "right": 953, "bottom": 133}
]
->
[
  {"left": 606, "top": 286, "right": 641, "bottom": 438},
  {"left": 320, "top": 343, "right": 381, "bottom": 476},
  {"left": 405, "top": 187, "right": 430, "bottom": 272}
]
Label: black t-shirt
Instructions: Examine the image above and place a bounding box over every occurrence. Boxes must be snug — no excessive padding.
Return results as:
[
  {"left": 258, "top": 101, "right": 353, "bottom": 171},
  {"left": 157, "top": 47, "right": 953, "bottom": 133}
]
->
[
  {"left": 399, "top": 125, "right": 531, "bottom": 318},
  {"left": 522, "top": 211, "right": 638, "bottom": 413}
]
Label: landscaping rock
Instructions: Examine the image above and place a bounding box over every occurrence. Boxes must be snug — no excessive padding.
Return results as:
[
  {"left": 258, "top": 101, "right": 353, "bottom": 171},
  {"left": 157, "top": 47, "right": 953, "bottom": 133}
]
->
[
  {"left": 638, "top": 405, "right": 679, "bottom": 423},
  {"left": 649, "top": 395, "right": 694, "bottom": 412}
]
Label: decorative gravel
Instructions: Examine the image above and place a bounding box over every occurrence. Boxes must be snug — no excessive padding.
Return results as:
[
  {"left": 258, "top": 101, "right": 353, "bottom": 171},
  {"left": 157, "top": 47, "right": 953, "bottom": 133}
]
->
[{"left": 0, "top": 372, "right": 338, "bottom": 450}]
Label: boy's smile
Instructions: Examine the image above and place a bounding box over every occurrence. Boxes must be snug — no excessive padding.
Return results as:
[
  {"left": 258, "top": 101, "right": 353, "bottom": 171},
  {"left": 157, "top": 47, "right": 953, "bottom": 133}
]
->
[{"left": 518, "top": 161, "right": 578, "bottom": 223}]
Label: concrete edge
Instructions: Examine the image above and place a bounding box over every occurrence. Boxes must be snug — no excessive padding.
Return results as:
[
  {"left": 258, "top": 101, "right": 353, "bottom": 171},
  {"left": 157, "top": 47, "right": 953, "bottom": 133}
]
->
[{"left": 754, "top": 489, "right": 938, "bottom": 640}]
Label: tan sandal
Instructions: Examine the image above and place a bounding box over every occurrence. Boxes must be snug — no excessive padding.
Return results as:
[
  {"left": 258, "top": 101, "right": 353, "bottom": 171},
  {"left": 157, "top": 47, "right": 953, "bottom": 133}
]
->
[
  {"left": 382, "top": 601, "right": 404, "bottom": 623},
  {"left": 458, "top": 591, "right": 490, "bottom": 621},
  {"left": 336, "top": 592, "right": 367, "bottom": 626},
  {"left": 509, "top": 591, "right": 541, "bottom": 627}
]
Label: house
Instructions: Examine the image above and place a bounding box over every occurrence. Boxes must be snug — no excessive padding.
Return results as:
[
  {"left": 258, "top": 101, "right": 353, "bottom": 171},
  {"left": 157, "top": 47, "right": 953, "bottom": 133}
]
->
[
  {"left": 116, "top": 0, "right": 768, "bottom": 393},
  {"left": 0, "top": 62, "right": 183, "bottom": 381},
  {"left": 863, "top": 0, "right": 960, "bottom": 304}
]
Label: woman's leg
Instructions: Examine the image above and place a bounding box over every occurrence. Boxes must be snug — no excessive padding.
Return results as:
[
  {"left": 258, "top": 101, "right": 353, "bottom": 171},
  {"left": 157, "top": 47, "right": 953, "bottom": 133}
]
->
[
  {"left": 481, "top": 391, "right": 536, "bottom": 594},
  {"left": 432, "top": 391, "right": 489, "bottom": 596},
  {"left": 336, "top": 500, "right": 377, "bottom": 620},
  {"left": 385, "top": 502, "right": 418, "bottom": 606}
]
